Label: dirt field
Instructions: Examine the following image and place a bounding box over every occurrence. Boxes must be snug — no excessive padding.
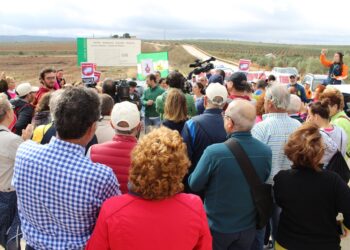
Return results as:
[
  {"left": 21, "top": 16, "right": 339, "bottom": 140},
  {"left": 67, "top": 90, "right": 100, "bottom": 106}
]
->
[
  {"left": 0, "top": 41, "right": 195, "bottom": 86},
  {"left": 0, "top": 42, "right": 136, "bottom": 85}
]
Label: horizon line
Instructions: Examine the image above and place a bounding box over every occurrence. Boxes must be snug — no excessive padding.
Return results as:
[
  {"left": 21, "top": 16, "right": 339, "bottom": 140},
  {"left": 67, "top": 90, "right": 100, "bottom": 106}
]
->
[{"left": 1, "top": 34, "right": 350, "bottom": 46}]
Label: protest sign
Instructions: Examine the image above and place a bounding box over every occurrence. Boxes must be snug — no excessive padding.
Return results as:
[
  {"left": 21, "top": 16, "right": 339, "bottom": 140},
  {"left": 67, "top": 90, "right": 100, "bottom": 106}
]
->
[
  {"left": 239, "top": 59, "right": 251, "bottom": 72},
  {"left": 81, "top": 62, "right": 96, "bottom": 78}
]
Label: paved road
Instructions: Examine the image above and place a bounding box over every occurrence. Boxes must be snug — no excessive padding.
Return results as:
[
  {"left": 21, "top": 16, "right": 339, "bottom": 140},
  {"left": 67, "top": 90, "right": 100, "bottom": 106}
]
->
[{"left": 182, "top": 44, "right": 239, "bottom": 71}]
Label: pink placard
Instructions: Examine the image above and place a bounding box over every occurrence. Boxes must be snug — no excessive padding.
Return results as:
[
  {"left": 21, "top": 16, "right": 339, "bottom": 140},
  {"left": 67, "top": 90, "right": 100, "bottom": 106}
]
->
[
  {"left": 81, "top": 62, "right": 95, "bottom": 78},
  {"left": 239, "top": 59, "right": 251, "bottom": 72},
  {"left": 94, "top": 71, "right": 101, "bottom": 83}
]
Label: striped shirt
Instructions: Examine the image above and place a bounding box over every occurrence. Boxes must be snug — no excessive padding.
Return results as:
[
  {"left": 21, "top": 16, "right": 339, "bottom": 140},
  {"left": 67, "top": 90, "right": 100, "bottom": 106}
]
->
[{"left": 252, "top": 113, "right": 301, "bottom": 184}]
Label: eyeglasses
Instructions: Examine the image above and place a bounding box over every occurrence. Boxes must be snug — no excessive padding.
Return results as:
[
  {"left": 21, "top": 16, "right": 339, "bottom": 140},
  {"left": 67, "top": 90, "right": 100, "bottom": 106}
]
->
[
  {"left": 222, "top": 112, "right": 234, "bottom": 123},
  {"left": 45, "top": 77, "right": 56, "bottom": 80}
]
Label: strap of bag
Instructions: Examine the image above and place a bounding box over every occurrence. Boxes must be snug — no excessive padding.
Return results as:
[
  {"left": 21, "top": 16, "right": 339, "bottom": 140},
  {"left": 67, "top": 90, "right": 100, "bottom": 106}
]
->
[
  {"left": 225, "top": 138, "right": 262, "bottom": 187},
  {"left": 40, "top": 123, "right": 54, "bottom": 144},
  {"left": 340, "top": 128, "right": 343, "bottom": 153},
  {"left": 339, "top": 115, "right": 350, "bottom": 122}
]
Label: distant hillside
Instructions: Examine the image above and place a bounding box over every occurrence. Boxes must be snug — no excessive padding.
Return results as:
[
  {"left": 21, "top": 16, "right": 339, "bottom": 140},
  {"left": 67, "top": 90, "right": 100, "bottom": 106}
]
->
[{"left": 0, "top": 35, "right": 74, "bottom": 43}]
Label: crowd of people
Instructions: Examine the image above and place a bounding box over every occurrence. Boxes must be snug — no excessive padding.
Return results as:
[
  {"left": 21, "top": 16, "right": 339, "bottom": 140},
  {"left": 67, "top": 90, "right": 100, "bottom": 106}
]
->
[{"left": 0, "top": 49, "right": 349, "bottom": 250}]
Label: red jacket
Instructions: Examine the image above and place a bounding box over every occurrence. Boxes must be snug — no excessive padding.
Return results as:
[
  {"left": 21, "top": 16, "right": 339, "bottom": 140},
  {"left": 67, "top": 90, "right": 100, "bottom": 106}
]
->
[
  {"left": 33, "top": 86, "right": 51, "bottom": 106},
  {"left": 90, "top": 135, "right": 137, "bottom": 194},
  {"left": 86, "top": 193, "right": 212, "bottom": 250}
]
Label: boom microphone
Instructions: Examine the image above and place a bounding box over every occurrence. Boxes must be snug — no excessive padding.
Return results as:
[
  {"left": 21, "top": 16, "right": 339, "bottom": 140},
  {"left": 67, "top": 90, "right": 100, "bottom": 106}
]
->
[
  {"left": 203, "top": 57, "right": 216, "bottom": 63},
  {"left": 189, "top": 59, "right": 201, "bottom": 68}
]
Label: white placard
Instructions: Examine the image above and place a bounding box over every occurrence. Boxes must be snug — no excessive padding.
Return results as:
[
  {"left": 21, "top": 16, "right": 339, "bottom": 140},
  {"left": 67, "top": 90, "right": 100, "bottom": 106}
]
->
[{"left": 87, "top": 39, "right": 141, "bottom": 66}]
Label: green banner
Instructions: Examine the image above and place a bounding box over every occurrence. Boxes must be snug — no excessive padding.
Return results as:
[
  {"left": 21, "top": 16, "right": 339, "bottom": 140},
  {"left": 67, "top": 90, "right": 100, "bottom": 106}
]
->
[
  {"left": 77, "top": 38, "right": 87, "bottom": 66},
  {"left": 137, "top": 52, "right": 169, "bottom": 80}
]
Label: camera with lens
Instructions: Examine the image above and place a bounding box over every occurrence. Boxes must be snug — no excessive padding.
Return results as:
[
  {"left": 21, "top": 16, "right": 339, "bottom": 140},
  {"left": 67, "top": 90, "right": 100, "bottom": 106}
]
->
[
  {"left": 188, "top": 56, "right": 216, "bottom": 79},
  {"left": 82, "top": 78, "right": 97, "bottom": 88},
  {"left": 114, "top": 80, "right": 131, "bottom": 102}
]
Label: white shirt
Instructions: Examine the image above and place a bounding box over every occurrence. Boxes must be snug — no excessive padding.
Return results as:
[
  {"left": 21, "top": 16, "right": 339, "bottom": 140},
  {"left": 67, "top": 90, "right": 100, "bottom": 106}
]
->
[
  {"left": 0, "top": 124, "right": 23, "bottom": 191},
  {"left": 95, "top": 116, "right": 115, "bottom": 144}
]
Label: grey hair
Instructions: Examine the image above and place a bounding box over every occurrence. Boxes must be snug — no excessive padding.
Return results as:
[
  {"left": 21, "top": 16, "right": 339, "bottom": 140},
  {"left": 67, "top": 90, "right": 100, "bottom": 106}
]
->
[
  {"left": 265, "top": 84, "right": 290, "bottom": 111},
  {"left": 0, "top": 94, "right": 11, "bottom": 122},
  {"left": 226, "top": 99, "right": 256, "bottom": 131},
  {"left": 49, "top": 89, "right": 65, "bottom": 120},
  {"left": 207, "top": 96, "right": 225, "bottom": 109},
  {"left": 287, "top": 94, "right": 302, "bottom": 114}
]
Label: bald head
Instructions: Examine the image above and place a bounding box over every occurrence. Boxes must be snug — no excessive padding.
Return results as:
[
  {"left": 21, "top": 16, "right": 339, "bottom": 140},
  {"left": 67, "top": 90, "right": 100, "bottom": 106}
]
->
[
  {"left": 225, "top": 99, "right": 256, "bottom": 132},
  {"left": 287, "top": 94, "right": 302, "bottom": 114}
]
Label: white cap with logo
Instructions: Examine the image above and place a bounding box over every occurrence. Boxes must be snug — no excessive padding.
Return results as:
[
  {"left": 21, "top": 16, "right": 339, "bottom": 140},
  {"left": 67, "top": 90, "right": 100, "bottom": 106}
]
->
[
  {"left": 206, "top": 82, "right": 228, "bottom": 105},
  {"left": 111, "top": 101, "right": 140, "bottom": 131},
  {"left": 16, "top": 83, "right": 39, "bottom": 98}
]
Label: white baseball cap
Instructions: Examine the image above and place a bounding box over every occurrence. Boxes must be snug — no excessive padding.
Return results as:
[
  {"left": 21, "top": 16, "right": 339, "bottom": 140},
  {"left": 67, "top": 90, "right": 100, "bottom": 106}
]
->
[
  {"left": 111, "top": 101, "right": 140, "bottom": 131},
  {"left": 16, "top": 83, "right": 39, "bottom": 97},
  {"left": 206, "top": 82, "right": 228, "bottom": 105}
]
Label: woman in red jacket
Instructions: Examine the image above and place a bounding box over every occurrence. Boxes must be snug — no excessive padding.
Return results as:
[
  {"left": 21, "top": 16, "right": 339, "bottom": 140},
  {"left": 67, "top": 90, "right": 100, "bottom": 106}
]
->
[{"left": 86, "top": 127, "right": 212, "bottom": 250}]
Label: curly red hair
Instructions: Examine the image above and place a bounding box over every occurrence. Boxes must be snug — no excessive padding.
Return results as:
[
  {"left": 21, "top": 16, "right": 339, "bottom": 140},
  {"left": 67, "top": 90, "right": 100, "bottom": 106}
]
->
[{"left": 129, "top": 127, "right": 190, "bottom": 200}]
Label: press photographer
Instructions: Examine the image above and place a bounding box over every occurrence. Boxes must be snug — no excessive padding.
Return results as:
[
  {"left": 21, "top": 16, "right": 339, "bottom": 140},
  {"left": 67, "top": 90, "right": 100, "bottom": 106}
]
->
[{"left": 101, "top": 79, "right": 141, "bottom": 110}]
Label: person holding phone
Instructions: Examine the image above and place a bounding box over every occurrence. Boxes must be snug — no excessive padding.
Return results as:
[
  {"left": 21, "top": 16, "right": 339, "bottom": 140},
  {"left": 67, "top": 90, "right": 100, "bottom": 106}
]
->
[{"left": 320, "top": 49, "right": 348, "bottom": 85}]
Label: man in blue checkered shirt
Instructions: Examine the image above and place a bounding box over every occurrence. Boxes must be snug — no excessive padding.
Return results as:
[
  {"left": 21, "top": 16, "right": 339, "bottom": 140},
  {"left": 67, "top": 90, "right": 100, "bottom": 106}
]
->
[{"left": 13, "top": 87, "right": 121, "bottom": 249}]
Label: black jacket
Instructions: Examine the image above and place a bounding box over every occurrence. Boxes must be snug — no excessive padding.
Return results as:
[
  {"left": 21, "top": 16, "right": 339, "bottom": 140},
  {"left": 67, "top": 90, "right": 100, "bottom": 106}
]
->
[
  {"left": 117, "top": 92, "right": 142, "bottom": 110},
  {"left": 290, "top": 114, "right": 305, "bottom": 124},
  {"left": 129, "top": 92, "right": 142, "bottom": 110},
  {"left": 274, "top": 168, "right": 350, "bottom": 250},
  {"left": 10, "top": 98, "right": 34, "bottom": 136}
]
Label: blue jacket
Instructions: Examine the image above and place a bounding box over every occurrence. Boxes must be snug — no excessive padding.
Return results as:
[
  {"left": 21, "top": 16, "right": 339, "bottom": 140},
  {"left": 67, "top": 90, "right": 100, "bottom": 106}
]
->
[
  {"left": 288, "top": 83, "right": 309, "bottom": 103},
  {"left": 188, "top": 132, "right": 272, "bottom": 234},
  {"left": 195, "top": 97, "right": 205, "bottom": 115},
  {"left": 181, "top": 109, "right": 227, "bottom": 193}
]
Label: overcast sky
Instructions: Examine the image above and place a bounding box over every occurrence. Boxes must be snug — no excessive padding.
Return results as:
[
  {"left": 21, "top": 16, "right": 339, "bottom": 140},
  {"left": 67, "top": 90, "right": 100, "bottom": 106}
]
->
[{"left": 1, "top": 0, "right": 350, "bottom": 44}]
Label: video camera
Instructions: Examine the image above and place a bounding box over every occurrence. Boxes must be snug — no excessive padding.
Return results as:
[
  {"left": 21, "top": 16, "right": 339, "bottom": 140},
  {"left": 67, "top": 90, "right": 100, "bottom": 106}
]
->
[
  {"left": 114, "top": 80, "right": 130, "bottom": 102},
  {"left": 82, "top": 78, "right": 97, "bottom": 88},
  {"left": 188, "top": 57, "right": 216, "bottom": 77}
]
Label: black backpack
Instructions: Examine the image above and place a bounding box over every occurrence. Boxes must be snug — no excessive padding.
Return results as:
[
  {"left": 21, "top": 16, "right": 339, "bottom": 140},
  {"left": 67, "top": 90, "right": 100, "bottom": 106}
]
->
[
  {"left": 322, "top": 128, "right": 350, "bottom": 183},
  {"left": 326, "top": 151, "right": 350, "bottom": 183}
]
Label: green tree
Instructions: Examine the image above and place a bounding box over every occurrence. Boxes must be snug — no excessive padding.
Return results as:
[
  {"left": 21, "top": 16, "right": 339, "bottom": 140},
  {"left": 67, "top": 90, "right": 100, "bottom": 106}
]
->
[
  {"left": 257, "top": 57, "right": 268, "bottom": 67},
  {"left": 276, "top": 59, "right": 284, "bottom": 67},
  {"left": 268, "top": 58, "right": 275, "bottom": 69},
  {"left": 123, "top": 33, "right": 131, "bottom": 38},
  {"left": 290, "top": 58, "right": 302, "bottom": 68},
  {"left": 297, "top": 61, "right": 307, "bottom": 75}
]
